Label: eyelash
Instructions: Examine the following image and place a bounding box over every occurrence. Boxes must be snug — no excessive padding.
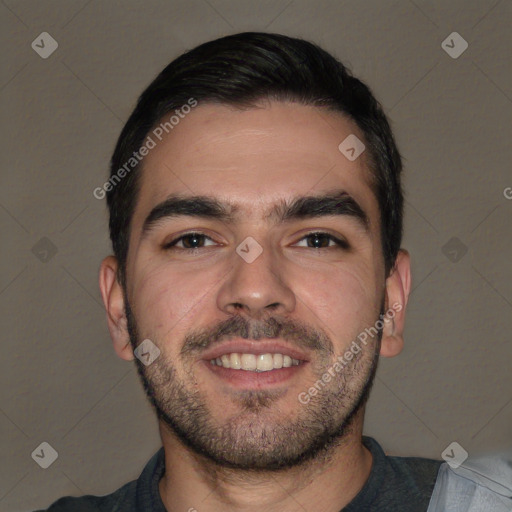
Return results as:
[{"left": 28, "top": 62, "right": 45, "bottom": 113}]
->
[{"left": 163, "top": 232, "right": 350, "bottom": 251}]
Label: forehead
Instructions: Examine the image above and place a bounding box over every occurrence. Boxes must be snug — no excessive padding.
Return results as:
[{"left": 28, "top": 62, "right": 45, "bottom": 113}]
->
[{"left": 131, "top": 101, "right": 378, "bottom": 231}]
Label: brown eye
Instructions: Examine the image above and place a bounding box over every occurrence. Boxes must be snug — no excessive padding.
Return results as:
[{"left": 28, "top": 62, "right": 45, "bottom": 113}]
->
[
  {"left": 164, "top": 233, "right": 216, "bottom": 250},
  {"left": 296, "top": 232, "right": 349, "bottom": 250}
]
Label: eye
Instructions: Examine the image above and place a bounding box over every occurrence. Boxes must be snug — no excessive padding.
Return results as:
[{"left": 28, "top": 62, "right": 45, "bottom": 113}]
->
[
  {"left": 163, "top": 232, "right": 217, "bottom": 250},
  {"left": 163, "top": 231, "right": 349, "bottom": 251},
  {"left": 295, "top": 232, "right": 349, "bottom": 250}
]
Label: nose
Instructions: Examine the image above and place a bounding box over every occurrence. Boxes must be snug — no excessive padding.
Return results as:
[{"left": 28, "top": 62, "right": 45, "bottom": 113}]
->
[{"left": 216, "top": 239, "right": 296, "bottom": 320}]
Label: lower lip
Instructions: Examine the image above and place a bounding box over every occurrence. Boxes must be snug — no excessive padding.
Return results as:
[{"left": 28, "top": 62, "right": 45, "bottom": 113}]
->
[{"left": 202, "top": 360, "right": 308, "bottom": 389}]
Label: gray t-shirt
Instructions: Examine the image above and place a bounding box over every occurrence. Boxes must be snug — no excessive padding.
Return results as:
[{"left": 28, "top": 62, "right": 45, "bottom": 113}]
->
[{"left": 36, "top": 436, "right": 443, "bottom": 511}]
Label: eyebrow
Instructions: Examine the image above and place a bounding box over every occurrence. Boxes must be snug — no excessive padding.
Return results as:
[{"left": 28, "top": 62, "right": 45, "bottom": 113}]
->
[{"left": 141, "top": 189, "right": 370, "bottom": 237}]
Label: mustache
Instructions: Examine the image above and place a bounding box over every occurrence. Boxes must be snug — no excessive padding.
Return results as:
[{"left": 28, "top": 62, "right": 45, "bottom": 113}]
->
[{"left": 180, "top": 315, "right": 333, "bottom": 357}]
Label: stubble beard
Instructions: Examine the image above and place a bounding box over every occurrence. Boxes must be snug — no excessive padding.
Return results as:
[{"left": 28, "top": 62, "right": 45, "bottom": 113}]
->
[{"left": 125, "top": 298, "right": 382, "bottom": 472}]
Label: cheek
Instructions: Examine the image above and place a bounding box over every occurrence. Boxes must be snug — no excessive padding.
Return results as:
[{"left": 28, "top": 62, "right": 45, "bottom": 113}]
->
[
  {"left": 295, "top": 265, "right": 379, "bottom": 344},
  {"left": 131, "top": 258, "right": 218, "bottom": 339}
]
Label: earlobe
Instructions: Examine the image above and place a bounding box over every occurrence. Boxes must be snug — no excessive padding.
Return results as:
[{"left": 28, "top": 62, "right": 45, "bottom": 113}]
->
[
  {"left": 380, "top": 249, "right": 411, "bottom": 358},
  {"left": 99, "top": 256, "right": 134, "bottom": 361},
  {"left": 380, "top": 333, "right": 404, "bottom": 357}
]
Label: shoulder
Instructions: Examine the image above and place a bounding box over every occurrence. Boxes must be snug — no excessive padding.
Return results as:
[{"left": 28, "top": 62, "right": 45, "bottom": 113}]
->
[
  {"left": 364, "top": 436, "right": 442, "bottom": 491},
  {"left": 387, "top": 452, "right": 443, "bottom": 488},
  {"left": 346, "top": 436, "right": 443, "bottom": 511},
  {"left": 35, "top": 479, "right": 137, "bottom": 512},
  {"left": 427, "top": 451, "right": 512, "bottom": 512},
  {"left": 35, "top": 446, "right": 166, "bottom": 512},
  {"left": 382, "top": 453, "right": 442, "bottom": 507}
]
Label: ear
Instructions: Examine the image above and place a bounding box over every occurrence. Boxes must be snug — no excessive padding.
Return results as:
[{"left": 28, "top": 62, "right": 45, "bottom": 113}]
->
[
  {"left": 380, "top": 249, "right": 411, "bottom": 358},
  {"left": 99, "top": 256, "right": 134, "bottom": 361}
]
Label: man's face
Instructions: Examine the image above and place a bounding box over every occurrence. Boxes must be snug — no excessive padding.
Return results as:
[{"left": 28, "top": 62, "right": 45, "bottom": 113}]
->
[{"left": 123, "top": 102, "right": 387, "bottom": 470}]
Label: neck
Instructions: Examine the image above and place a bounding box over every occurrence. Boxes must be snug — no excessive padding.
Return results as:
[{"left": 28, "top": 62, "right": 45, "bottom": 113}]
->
[{"left": 158, "top": 409, "right": 373, "bottom": 512}]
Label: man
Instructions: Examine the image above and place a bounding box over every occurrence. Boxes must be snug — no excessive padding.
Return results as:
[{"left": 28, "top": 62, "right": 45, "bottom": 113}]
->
[{"left": 39, "top": 32, "right": 511, "bottom": 512}]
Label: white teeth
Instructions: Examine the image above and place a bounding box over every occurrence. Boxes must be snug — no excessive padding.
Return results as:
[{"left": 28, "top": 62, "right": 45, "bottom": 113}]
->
[
  {"left": 210, "top": 352, "right": 303, "bottom": 371},
  {"left": 230, "top": 353, "right": 241, "bottom": 369},
  {"left": 240, "top": 354, "right": 257, "bottom": 371},
  {"left": 256, "top": 353, "right": 274, "bottom": 371}
]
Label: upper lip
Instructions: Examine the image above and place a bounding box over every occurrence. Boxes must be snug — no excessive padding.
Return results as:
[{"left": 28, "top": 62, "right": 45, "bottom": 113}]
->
[{"left": 200, "top": 339, "right": 310, "bottom": 362}]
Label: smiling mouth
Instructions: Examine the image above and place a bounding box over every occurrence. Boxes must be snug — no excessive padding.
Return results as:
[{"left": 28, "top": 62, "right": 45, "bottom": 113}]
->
[{"left": 209, "top": 352, "right": 304, "bottom": 372}]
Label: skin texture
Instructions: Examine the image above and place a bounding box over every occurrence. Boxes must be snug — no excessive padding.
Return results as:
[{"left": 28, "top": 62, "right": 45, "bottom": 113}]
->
[{"left": 99, "top": 101, "right": 411, "bottom": 512}]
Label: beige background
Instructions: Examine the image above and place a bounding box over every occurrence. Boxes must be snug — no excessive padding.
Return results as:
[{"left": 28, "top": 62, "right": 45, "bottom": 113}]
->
[{"left": 1, "top": 1, "right": 511, "bottom": 510}]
